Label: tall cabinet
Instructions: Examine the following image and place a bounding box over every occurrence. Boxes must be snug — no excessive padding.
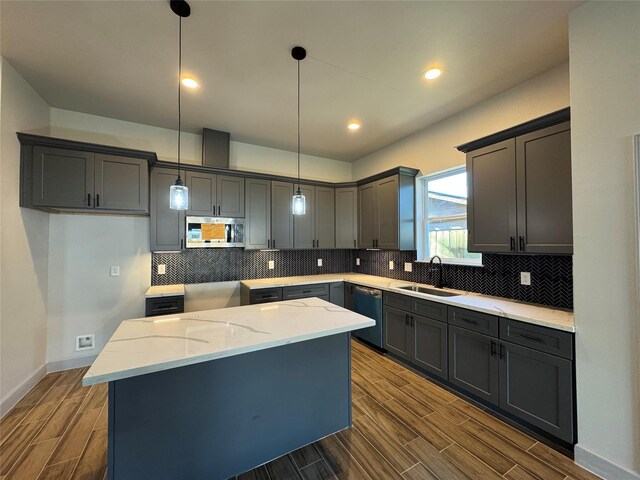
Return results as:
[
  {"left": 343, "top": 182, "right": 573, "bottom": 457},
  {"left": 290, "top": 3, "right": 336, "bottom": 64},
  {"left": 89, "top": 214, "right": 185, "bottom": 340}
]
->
[
  {"left": 335, "top": 187, "right": 358, "bottom": 249},
  {"left": 245, "top": 178, "right": 271, "bottom": 250}
]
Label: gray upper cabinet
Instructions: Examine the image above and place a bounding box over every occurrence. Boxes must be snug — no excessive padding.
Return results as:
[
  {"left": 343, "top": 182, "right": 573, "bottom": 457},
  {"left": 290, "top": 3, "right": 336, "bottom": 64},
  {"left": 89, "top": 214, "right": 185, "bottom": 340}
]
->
[
  {"left": 271, "top": 181, "right": 294, "bottom": 249},
  {"left": 186, "top": 171, "right": 244, "bottom": 217},
  {"left": 335, "top": 187, "right": 357, "bottom": 249},
  {"left": 150, "top": 167, "right": 185, "bottom": 251},
  {"left": 94, "top": 154, "right": 148, "bottom": 212},
  {"left": 358, "top": 172, "right": 415, "bottom": 250},
  {"left": 245, "top": 178, "right": 271, "bottom": 250},
  {"left": 462, "top": 110, "right": 572, "bottom": 254},
  {"left": 293, "top": 185, "right": 315, "bottom": 249},
  {"left": 315, "top": 186, "right": 335, "bottom": 249}
]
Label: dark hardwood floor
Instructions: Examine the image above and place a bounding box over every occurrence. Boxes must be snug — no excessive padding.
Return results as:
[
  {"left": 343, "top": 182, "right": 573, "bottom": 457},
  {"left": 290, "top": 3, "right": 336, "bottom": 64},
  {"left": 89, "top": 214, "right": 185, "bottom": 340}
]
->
[{"left": 0, "top": 340, "right": 600, "bottom": 480}]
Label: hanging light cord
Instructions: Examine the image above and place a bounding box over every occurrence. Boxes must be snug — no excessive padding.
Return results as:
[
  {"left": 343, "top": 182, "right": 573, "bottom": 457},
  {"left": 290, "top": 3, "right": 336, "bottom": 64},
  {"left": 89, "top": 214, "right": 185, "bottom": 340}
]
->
[
  {"left": 297, "top": 58, "right": 301, "bottom": 192},
  {"left": 177, "top": 16, "right": 182, "bottom": 182}
]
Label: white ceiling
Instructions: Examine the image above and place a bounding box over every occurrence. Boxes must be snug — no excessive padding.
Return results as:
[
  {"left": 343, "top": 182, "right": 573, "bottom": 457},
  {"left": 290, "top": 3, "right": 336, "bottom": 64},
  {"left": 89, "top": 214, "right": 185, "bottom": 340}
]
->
[{"left": 1, "top": 1, "right": 579, "bottom": 162}]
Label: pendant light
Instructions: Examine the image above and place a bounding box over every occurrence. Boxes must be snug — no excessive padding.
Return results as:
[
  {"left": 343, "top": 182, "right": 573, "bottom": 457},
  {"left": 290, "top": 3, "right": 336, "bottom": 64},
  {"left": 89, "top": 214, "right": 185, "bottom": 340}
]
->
[
  {"left": 291, "top": 46, "right": 307, "bottom": 216},
  {"left": 169, "top": 0, "right": 190, "bottom": 210}
]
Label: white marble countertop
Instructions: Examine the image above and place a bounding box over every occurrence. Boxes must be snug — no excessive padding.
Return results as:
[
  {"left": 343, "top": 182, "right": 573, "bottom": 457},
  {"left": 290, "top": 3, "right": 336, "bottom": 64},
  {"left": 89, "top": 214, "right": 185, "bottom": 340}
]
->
[
  {"left": 83, "top": 298, "right": 374, "bottom": 386},
  {"left": 145, "top": 284, "right": 185, "bottom": 298},
  {"left": 241, "top": 273, "right": 575, "bottom": 333}
]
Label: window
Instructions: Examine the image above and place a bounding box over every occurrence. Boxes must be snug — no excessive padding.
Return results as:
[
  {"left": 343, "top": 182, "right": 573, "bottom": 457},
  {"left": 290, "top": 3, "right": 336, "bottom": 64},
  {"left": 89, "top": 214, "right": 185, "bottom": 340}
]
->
[{"left": 419, "top": 167, "right": 482, "bottom": 265}]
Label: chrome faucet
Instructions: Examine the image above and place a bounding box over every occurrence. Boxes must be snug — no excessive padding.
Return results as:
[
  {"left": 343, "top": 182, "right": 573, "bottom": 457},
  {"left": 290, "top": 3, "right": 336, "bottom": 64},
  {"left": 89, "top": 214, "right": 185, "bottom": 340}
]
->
[{"left": 429, "top": 256, "right": 445, "bottom": 288}]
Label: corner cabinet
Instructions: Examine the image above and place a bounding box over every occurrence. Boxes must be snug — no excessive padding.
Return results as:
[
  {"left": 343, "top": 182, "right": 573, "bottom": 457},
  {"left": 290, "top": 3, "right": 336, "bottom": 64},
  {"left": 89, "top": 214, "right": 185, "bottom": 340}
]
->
[
  {"left": 459, "top": 109, "right": 572, "bottom": 254},
  {"left": 335, "top": 187, "right": 358, "bottom": 249},
  {"left": 19, "top": 134, "right": 153, "bottom": 214},
  {"left": 358, "top": 169, "right": 416, "bottom": 250}
]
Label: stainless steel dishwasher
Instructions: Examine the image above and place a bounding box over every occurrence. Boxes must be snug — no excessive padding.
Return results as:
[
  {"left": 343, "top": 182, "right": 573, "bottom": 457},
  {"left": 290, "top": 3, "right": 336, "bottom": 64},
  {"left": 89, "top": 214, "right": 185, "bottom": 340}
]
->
[{"left": 352, "top": 286, "right": 384, "bottom": 348}]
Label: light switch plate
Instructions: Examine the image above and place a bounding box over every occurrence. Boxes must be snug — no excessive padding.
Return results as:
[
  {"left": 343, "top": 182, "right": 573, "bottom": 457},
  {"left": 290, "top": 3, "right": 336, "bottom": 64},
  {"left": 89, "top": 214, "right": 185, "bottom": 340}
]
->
[
  {"left": 520, "top": 272, "right": 531, "bottom": 286},
  {"left": 110, "top": 266, "right": 120, "bottom": 277},
  {"left": 158, "top": 264, "right": 166, "bottom": 275},
  {"left": 356, "top": 258, "right": 360, "bottom": 266},
  {"left": 404, "top": 262, "right": 413, "bottom": 272},
  {"left": 317, "top": 259, "right": 323, "bottom": 267},
  {"left": 268, "top": 260, "right": 275, "bottom": 270},
  {"left": 389, "top": 261, "right": 394, "bottom": 270}
]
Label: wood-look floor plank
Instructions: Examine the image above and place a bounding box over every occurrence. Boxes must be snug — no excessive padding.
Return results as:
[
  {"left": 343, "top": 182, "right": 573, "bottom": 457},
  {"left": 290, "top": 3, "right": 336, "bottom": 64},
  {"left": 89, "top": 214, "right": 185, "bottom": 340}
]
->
[
  {"left": 430, "top": 403, "right": 468, "bottom": 425},
  {"left": 37, "top": 459, "right": 79, "bottom": 480},
  {"left": 299, "top": 460, "right": 337, "bottom": 480},
  {"left": 353, "top": 396, "right": 418, "bottom": 446},
  {"left": 93, "top": 402, "right": 108, "bottom": 431},
  {"left": 404, "top": 437, "right": 469, "bottom": 480},
  {"left": 265, "top": 454, "right": 302, "bottom": 480},
  {"left": 353, "top": 415, "right": 418, "bottom": 474},
  {"left": 401, "top": 463, "right": 438, "bottom": 480},
  {"left": 52, "top": 369, "right": 82, "bottom": 387},
  {"left": 350, "top": 362, "right": 386, "bottom": 384},
  {"left": 423, "top": 413, "right": 514, "bottom": 475},
  {"left": 237, "top": 465, "right": 270, "bottom": 480},
  {"left": 449, "top": 400, "right": 536, "bottom": 451},
  {"left": 460, "top": 419, "right": 565, "bottom": 480},
  {"left": 4, "top": 437, "right": 57, "bottom": 480},
  {"left": 528, "top": 443, "right": 602, "bottom": 480},
  {"left": 14, "top": 374, "right": 61, "bottom": 408},
  {"left": 350, "top": 376, "right": 392, "bottom": 404},
  {"left": 399, "top": 383, "right": 448, "bottom": 409},
  {"left": 0, "top": 420, "right": 45, "bottom": 475},
  {"left": 79, "top": 384, "right": 107, "bottom": 413},
  {"left": 351, "top": 400, "right": 367, "bottom": 421},
  {"left": 33, "top": 396, "right": 84, "bottom": 443},
  {"left": 0, "top": 406, "right": 33, "bottom": 444},
  {"left": 315, "top": 435, "right": 371, "bottom": 480},
  {"left": 70, "top": 428, "right": 107, "bottom": 480},
  {"left": 373, "top": 381, "right": 434, "bottom": 418},
  {"left": 64, "top": 370, "right": 92, "bottom": 400},
  {"left": 504, "top": 465, "right": 540, "bottom": 480},
  {"left": 22, "top": 384, "right": 73, "bottom": 424},
  {"left": 379, "top": 400, "right": 452, "bottom": 451},
  {"left": 335, "top": 427, "right": 402, "bottom": 479},
  {"left": 47, "top": 407, "right": 101, "bottom": 466},
  {"left": 351, "top": 384, "right": 366, "bottom": 400},
  {"left": 440, "top": 443, "right": 503, "bottom": 480},
  {"left": 354, "top": 359, "right": 409, "bottom": 389},
  {"left": 290, "top": 444, "right": 322, "bottom": 469}
]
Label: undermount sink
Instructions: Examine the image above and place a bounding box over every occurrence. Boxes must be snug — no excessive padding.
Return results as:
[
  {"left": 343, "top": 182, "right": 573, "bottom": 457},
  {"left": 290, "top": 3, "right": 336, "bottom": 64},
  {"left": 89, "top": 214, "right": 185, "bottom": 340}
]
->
[{"left": 398, "top": 285, "right": 461, "bottom": 297}]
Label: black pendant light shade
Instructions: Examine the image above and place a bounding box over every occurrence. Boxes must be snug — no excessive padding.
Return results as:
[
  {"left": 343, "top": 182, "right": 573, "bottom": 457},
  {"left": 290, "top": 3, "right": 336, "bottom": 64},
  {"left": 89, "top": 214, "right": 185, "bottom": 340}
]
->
[
  {"left": 170, "top": 0, "right": 191, "bottom": 18},
  {"left": 291, "top": 46, "right": 307, "bottom": 216}
]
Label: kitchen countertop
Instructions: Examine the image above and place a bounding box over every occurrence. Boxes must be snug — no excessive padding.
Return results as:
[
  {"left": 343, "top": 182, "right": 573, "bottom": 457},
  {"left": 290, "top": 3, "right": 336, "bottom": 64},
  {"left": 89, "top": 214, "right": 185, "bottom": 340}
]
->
[
  {"left": 145, "top": 284, "right": 185, "bottom": 298},
  {"left": 241, "top": 273, "right": 575, "bottom": 333},
  {"left": 83, "top": 297, "right": 374, "bottom": 386}
]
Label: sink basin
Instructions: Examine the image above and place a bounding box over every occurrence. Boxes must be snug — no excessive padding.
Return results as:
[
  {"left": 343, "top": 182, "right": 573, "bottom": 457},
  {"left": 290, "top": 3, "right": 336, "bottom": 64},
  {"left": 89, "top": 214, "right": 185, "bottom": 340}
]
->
[{"left": 398, "top": 285, "right": 461, "bottom": 297}]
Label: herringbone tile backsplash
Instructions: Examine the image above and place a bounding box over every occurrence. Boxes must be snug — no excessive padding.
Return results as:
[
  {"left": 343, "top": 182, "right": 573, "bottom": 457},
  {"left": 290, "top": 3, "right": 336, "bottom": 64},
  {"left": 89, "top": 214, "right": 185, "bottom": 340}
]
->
[{"left": 151, "top": 250, "right": 573, "bottom": 309}]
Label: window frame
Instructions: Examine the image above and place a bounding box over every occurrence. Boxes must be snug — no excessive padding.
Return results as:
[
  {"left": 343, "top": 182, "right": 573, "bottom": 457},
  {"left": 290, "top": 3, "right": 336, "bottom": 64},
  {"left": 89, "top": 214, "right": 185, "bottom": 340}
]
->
[{"left": 417, "top": 166, "right": 483, "bottom": 266}]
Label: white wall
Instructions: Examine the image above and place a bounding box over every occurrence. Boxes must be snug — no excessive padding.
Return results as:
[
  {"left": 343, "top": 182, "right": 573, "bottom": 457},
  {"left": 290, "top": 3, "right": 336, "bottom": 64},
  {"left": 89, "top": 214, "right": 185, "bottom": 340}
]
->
[
  {"left": 569, "top": 3, "right": 640, "bottom": 478},
  {"left": 0, "top": 59, "right": 51, "bottom": 413},
  {"left": 352, "top": 63, "right": 570, "bottom": 179}
]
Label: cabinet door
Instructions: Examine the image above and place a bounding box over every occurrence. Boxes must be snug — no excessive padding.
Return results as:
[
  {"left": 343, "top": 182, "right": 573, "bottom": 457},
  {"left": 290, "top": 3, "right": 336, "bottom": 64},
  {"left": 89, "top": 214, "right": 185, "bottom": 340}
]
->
[
  {"left": 358, "top": 182, "right": 377, "bottom": 248},
  {"left": 32, "top": 146, "right": 94, "bottom": 208},
  {"left": 376, "top": 176, "right": 399, "bottom": 249},
  {"left": 412, "top": 315, "right": 448, "bottom": 380},
  {"left": 217, "top": 175, "right": 245, "bottom": 217},
  {"left": 315, "top": 186, "right": 335, "bottom": 249},
  {"left": 186, "top": 171, "right": 216, "bottom": 216},
  {"left": 448, "top": 326, "right": 499, "bottom": 405},
  {"left": 335, "top": 187, "right": 358, "bottom": 249},
  {"left": 293, "top": 185, "right": 315, "bottom": 249},
  {"left": 516, "top": 122, "right": 572, "bottom": 254},
  {"left": 271, "top": 181, "right": 294, "bottom": 249},
  {"left": 499, "top": 342, "right": 574, "bottom": 443},
  {"left": 150, "top": 168, "right": 185, "bottom": 251},
  {"left": 94, "top": 154, "right": 148, "bottom": 212},
  {"left": 329, "top": 282, "right": 345, "bottom": 307},
  {"left": 467, "top": 139, "right": 517, "bottom": 253},
  {"left": 344, "top": 283, "right": 356, "bottom": 311},
  {"left": 383, "top": 306, "right": 411, "bottom": 360},
  {"left": 245, "top": 178, "right": 271, "bottom": 250}
]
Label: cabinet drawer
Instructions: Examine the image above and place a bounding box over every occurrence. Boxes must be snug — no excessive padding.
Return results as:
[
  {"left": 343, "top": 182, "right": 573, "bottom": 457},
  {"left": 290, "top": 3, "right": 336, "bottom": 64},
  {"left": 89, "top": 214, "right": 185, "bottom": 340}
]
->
[
  {"left": 145, "top": 296, "right": 184, "bottom": 317},
  {"left": 448, "top": 307, "right": 499, "bottom": 337},
  {"left": 249, "top": 288, "right": 283, "bottom": 304},
  {"left": 412, "top": 298, "right": 447, "bottom": 322},
  {"left": 384, "top": 291, "right": 412, "bottom": 311},
  {"left": 500, "top": 319, "right": 573, "bottom": 360},
  {"left": 283, "top": 284, "right": 329, "bottom": 300}
]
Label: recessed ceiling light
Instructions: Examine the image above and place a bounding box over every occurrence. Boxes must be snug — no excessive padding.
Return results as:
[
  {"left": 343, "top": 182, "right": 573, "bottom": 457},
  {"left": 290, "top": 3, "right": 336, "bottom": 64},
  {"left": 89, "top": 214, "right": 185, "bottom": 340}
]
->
[
  {"left": 347, "top": 121, "right": 361, "bottom": 131},
  {"left": 181, "top": 76, "right": 199, "bottom": 89},
  {"left": 423, "top": 66, "right": 444, "bottom": 80}
]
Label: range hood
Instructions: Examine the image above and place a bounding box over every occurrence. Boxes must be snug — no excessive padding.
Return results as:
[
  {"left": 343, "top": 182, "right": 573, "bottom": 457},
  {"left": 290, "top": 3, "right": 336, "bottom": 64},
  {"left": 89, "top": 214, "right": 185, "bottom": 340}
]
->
[{"left": 202, "top": 128, "right": 230, "bottom": 169}]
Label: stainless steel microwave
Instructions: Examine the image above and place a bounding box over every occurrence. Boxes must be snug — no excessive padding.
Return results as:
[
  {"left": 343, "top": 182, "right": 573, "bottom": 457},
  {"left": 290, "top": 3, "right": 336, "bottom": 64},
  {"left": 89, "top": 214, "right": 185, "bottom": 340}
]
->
[{"left": 185, "top": 216, "right": 245, "bottom": 248}]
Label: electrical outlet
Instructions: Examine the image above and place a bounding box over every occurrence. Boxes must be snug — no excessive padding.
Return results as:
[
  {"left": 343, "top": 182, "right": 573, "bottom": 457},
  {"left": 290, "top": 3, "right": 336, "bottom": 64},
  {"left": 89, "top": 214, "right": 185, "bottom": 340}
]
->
[
  {"left": 158, "top": 264, "right": 166, "bottom": 275},
  {"left": 76, "top": 334, "right": 95, "bottom": 351},
  {"left": 356, "top": 258, "right": 360, "bottom": 266},
  {"left": 110, "top": 265, "right": 120, "bottom": 277},
  {"left": 520, "top": 272, "right": 531, "bottom": 286},
  {"left": 389, "top": 261, "right": 394, "bottom": 270},
  {"left": 268, "top": 260, "right": 275, "bottom": 270},
  {"left": 317, "top": 258, "right": 323, "bottom": 267},
  {"left": 404, "top": 262, "right": 413, "bottom": 272}
]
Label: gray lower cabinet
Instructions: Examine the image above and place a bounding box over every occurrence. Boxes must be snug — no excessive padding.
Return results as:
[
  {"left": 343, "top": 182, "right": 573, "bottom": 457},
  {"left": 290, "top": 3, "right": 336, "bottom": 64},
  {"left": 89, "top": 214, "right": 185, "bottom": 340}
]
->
[
  {"left": 186, "top": 171, "right": 244, "bottom": 217},
  {"left": 329, "top": 282, "right": 345, "bottom": 307},
  {"left": 242, "top": 283, "right": 342, "bottom": 306},
  {"left": 412, "top": 315, "right": 448, "bottom": 380},
  {"left": 335, "top": 187, "right": 357, "bottom": 249},
  {"left": 245, "top": 178, "right": 271, "bottom": 250},
  {"left": 150, "top": 167, "right": 185, "bottom": 251},
  {"left": 344, "top": 283, "right": 356, "bottom": 311},
  {"left": 383, "top": 306, "right": 411, "bottom": 360},
  {"left": 283, "top": 284, "right": 329, "bottom": 301},
  {"left": 271, "top": 181, "right": 294, "bottom": 249}
]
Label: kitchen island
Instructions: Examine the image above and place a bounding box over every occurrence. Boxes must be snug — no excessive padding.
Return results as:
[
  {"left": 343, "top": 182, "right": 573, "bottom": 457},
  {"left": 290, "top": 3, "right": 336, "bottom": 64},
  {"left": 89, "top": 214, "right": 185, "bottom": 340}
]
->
[{"left": 83, "top": 298, "right": 374, "bottom": 480}]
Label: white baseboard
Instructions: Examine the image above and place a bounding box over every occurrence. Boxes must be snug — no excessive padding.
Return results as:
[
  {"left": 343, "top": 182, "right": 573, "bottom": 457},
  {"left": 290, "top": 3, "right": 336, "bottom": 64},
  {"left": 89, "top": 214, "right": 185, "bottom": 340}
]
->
[
  {"left": 47, "top": 354, "right": 96, "bottom": 373},
  {"left": 575, "top": 445, "right": 640, "bottom": 480},
  {"left": 0, "top": 364, "right": 47, "bottom": 418}
]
